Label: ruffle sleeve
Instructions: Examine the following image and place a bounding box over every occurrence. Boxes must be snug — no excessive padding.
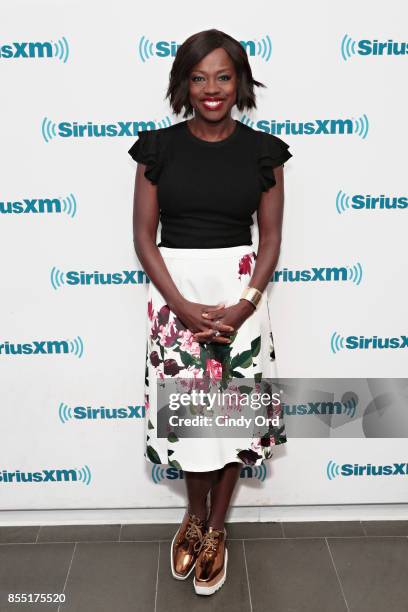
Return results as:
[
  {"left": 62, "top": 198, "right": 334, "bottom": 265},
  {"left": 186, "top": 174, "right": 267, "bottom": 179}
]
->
[
  {"left": 257, "top": 132, "right": 293, "bottom": 192},
  {"left": 128, "top": 129, "right": 162, "bottom": 185}
]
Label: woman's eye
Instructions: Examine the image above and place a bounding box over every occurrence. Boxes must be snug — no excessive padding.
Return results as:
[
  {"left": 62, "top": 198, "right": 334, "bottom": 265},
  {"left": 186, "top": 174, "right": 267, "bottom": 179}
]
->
[{"left": 191, "top": 75, "right": 231, "bottom": 82}]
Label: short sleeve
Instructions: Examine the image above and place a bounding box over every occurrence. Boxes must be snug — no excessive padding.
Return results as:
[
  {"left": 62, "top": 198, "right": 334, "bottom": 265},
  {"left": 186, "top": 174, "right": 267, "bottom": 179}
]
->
[
  {"left": 257, "top": 132, "right": 293, "bottom": 192},
  {"left": 128, "top": 129, "right": 162, "bottom": 185}
]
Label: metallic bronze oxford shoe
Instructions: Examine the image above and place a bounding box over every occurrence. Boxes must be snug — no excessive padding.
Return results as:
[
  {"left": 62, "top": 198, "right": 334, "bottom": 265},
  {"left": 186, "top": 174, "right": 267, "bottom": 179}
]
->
[
  {"left": 170, "top": 511, "right": 206, "bottom": 580},
  {"left": 193, "top": 525, "right": 228, "bottom": 595}
]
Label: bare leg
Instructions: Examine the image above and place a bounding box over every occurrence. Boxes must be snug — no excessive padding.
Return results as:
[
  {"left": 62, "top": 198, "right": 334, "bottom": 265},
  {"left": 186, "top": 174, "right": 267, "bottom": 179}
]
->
[
  {"left": 184, "top": 470, "right": 216, "bottom": 522},
  {"left": 207, "top": 462, "right": 241, "bottom": 530}
]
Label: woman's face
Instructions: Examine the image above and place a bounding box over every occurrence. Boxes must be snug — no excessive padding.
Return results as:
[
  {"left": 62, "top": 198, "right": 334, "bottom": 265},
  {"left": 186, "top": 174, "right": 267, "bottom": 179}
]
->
[{"left": 188, "top": 47, "right": 237, "bottom": 120}]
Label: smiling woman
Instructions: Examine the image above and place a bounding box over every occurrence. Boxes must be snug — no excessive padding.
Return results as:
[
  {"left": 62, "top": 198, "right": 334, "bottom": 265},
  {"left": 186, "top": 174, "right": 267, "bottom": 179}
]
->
[{"left": 128, "top": 28, "right": 293, "bottom": 596}]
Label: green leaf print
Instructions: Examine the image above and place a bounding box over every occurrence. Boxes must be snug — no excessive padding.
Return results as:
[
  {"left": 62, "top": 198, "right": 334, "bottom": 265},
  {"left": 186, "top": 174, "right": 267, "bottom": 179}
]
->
[
  {"left": 200, "top": 344, "right": 208, "bottom": 371},
  {"left": 167, "top": 432, "right": 179, "bottom": 443},
  {"left": 231, "top": 370, "right": 245, "bottom": 378},
  {"left": 168, "top": 450, "right": 175, "bottom": 456},
  {"left": 169, "top": 459, "right": 182, "bottom": 470},
  {"left": 210, "top": 343, "right": 231, "bottom": 363},
  {"left": 251, "top": 336, "right": 261, "bottom": 357},
  {"left": 178, "top": 350, "right": 196, "bottom": 368},
  {"left": 231, "top": 349, "right": 253, "bottom": 370},
  {"left": 148, "top": 419, "right": 154, "bottom": 430},
  {"left": 146, "top": 445, "right": 161, "bottom": 464}
]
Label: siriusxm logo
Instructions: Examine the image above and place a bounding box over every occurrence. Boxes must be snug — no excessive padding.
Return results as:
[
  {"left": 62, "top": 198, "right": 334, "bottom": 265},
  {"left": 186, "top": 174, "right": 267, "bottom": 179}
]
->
[
  {"left": 283, "top": 398, "right": 356, "bottom": 418},
  {"left": 0, "top": 194, "right": 77, "bottom": 217},
  {"left": 41, "top": 116, "right": 172, "bottom": 142},
  {"left": 241, "top": 114, "right": 369, "bottom": 139},
  {"left": 138, "top": 35, "right": 272, "bottom": 62},
  {"left": 0, "top": 336, "right": 84, "bottom": 358},
  {"left": 152, "top": 463, "right": 266, "bottom": 483},
  {"left": 327, "top": 460, "right": 408, "bottom": 480},
  {"left": 0, "top": 465, "right": 91, "bottom": 485},
  {"left": 59, "top": 403, "right": 145, "bottom": 423},
  {"left": 331, "top": 332, "right": 408, "bottom": 354},
  {"left": 336, "top": 190, "right": 408, "bottom": 214},
  {"left": 341, "top": 34, "right": 408, "bottom": 61},
  {"left": 0, "top": 38, "right": 69, "bottom": 62},
  {"left": 42, "top": 113, "right": 370, "bottom": 141},
  {"left": 271, "top": 263, "right": 362, "bottom": 285},
  {"left": 51, "top": 267, "right": 149, "bottom": 289}
]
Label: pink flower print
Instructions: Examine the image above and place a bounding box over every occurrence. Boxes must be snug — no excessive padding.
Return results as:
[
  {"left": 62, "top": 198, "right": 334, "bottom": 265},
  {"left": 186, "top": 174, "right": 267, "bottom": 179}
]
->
[
  {"left": 205, "top": 358, "right": 223, "bottom": 382},
  {"left": 144, "top": 393, "right": 150, "bottom": 412},
  {"left": 223, "top": 385, "right": 248, "bottom": 414},
  {"left": 177, "top": 366, "right": 209, "bottom": 393},
  {"left": 163, "top": 358, "right": 183, "bottom": 376},
  {"left": 238, "top": 253, "right": 254, "bottom": 278},
  {"left": 158, "top": 320, "right": 179, "bottom": 348},
  {"left": 250, "top": 438, "right": 262, "bottom": 453},
  {"left": 150, "top": 316, "right": 161, "bottom": 341},
  {"left": 178, "top": 329, "right": 201, "bottom": 357},
  {"left": 150, "top": 350, "right": 161, "bottom": 367},
  {"left": 147, "top": 299, "right": 154, "bottom": 321},
  {"left": 157, "top": 304, "right": 170, "bottom": 326}
]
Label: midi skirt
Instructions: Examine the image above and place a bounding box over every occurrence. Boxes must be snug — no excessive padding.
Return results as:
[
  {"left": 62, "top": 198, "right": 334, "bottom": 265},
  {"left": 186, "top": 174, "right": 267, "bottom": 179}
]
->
[{"left": 143, "top": 244, "right": 287, "bottom": 472}]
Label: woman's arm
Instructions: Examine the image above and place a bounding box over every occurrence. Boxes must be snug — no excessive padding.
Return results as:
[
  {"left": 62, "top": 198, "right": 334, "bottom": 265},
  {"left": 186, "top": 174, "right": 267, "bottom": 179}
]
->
[
  {"left": 246, "top": 164, "right": 285, "bottom": 294},
  {"left": 132, "top": 163, "right": 185, "bottom": 312}
]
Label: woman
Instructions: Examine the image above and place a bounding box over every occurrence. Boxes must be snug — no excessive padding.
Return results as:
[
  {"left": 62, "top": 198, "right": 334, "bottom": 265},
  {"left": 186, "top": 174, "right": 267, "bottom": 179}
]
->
[{"left": 128, "top": 29, "right": 292, "bottom": 596}]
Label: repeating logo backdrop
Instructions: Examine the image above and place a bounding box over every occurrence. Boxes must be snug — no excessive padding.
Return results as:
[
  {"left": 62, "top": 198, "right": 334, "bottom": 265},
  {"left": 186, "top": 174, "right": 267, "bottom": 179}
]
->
[{"left": 1, "top": 0, "right": 407, "bottom": 513}]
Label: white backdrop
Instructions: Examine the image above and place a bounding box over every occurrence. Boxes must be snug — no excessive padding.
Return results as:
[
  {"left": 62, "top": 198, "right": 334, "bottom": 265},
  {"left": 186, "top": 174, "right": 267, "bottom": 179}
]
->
[{"left": 1, "top": 0, "right": 407, "bottom": 514}]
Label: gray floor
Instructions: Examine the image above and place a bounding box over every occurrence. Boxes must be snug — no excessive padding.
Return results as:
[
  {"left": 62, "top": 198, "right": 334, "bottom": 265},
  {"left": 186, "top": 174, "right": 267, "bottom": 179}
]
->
[{"left": 0, "top": 520, "right": 407, "bottom": 611}]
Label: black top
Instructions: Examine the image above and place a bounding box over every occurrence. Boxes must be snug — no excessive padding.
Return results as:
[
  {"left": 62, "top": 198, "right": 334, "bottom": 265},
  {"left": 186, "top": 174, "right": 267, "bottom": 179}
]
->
[{"left": 128, "top": 119, "right": 293, "bottom": 248}]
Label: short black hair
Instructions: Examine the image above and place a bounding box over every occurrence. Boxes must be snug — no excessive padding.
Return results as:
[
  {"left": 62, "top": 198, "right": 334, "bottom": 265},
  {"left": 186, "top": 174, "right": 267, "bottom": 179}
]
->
[{"left": 165, "top": 28, "right": 266, "bottom": 118}]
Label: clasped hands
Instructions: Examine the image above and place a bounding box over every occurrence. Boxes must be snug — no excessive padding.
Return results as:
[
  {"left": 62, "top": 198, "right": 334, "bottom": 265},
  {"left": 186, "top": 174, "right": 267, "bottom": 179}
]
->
[{"left": 177, "top": 299, "right": 255, "bottom": 345}]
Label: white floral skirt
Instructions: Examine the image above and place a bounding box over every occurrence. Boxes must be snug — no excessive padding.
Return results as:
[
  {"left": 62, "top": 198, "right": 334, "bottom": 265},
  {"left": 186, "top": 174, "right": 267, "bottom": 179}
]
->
[{"left": 143, "top": 244, "right": 287, "bottom": 472}]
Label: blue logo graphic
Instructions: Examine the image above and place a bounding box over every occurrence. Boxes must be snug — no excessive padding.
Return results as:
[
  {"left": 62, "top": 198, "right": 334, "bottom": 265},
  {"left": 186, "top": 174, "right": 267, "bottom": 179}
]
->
[
  {"left": 240, "top": 114, "right": 369, "bottom": 139},
  {"left": 341, "top": 34, "right": 408, "bottom": 60},
  {"left": 336, "top": 189, "right": 351, "bottom": 213},
  {"left": 0, "top": 37, "right": 69, "bottom": 62},
  {"left": 327, "top": 460, "right": 408, "bottom": 479},
  {"left": 330, "top": 332, "right": 408, "bottom": 354},
  {"left": 0, "top": 465, "right": 91, "bottom": 485},
  {"left": 77, "top": 465, "right": 91, "bottom": 485},
  {"left": 348, "top": 263, "right": 363, "bottom": 285},
  {"left": 326, "top": 460, "right": 341, "bottom": 480},
  {"left": 41, "top": 116, "right": 172, "bottom": 141},
  {"left": 50, "top": 267, "right": 149, "bottom": 289},
  {"left": 0, "top": 336, "right": 84, "bottom": 358},
  {"left": 271, "top": 263, "right": 362, "bottom": 285},
  {"left": 137, "top": 35, "right": 272, "bottom": 62},
  {"left": 330, "top": 332, "right": 345, "bottom": 354},
  {"left": 42, "top": 117, "right": 57, "bottom": 142},
  {"left": 151, "top": 463, "right": 266, "bottom": 483},
  {"left": 58, "top": 402, "right": 145, "bottom": 423},
  {"left": 340, "top": 34, "right": 358, "bottom": 61},
  {"left": 336, "top": 190, "right": 408, "bottom": 214},
  {"left": 0, "top": 194, "right": 77, "bottom": 217}
]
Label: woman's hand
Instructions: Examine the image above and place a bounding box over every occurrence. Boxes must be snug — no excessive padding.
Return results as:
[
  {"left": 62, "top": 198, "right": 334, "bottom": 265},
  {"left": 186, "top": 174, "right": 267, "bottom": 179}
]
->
[
  {"left": 173, "top": 299, "right": 235, "bottom": 344},
  {"left": 192, "top": 299, "right": 255, "bottom": 344}
]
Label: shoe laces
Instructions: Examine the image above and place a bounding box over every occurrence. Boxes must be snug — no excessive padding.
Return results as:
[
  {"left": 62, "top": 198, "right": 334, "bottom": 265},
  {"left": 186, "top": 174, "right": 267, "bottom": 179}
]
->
[
  {"left": 185, "top": 516, "right": 205, "bottom": 543},
  {"left": 193, "top": 528, "right": 222, "bottom": 555}
]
